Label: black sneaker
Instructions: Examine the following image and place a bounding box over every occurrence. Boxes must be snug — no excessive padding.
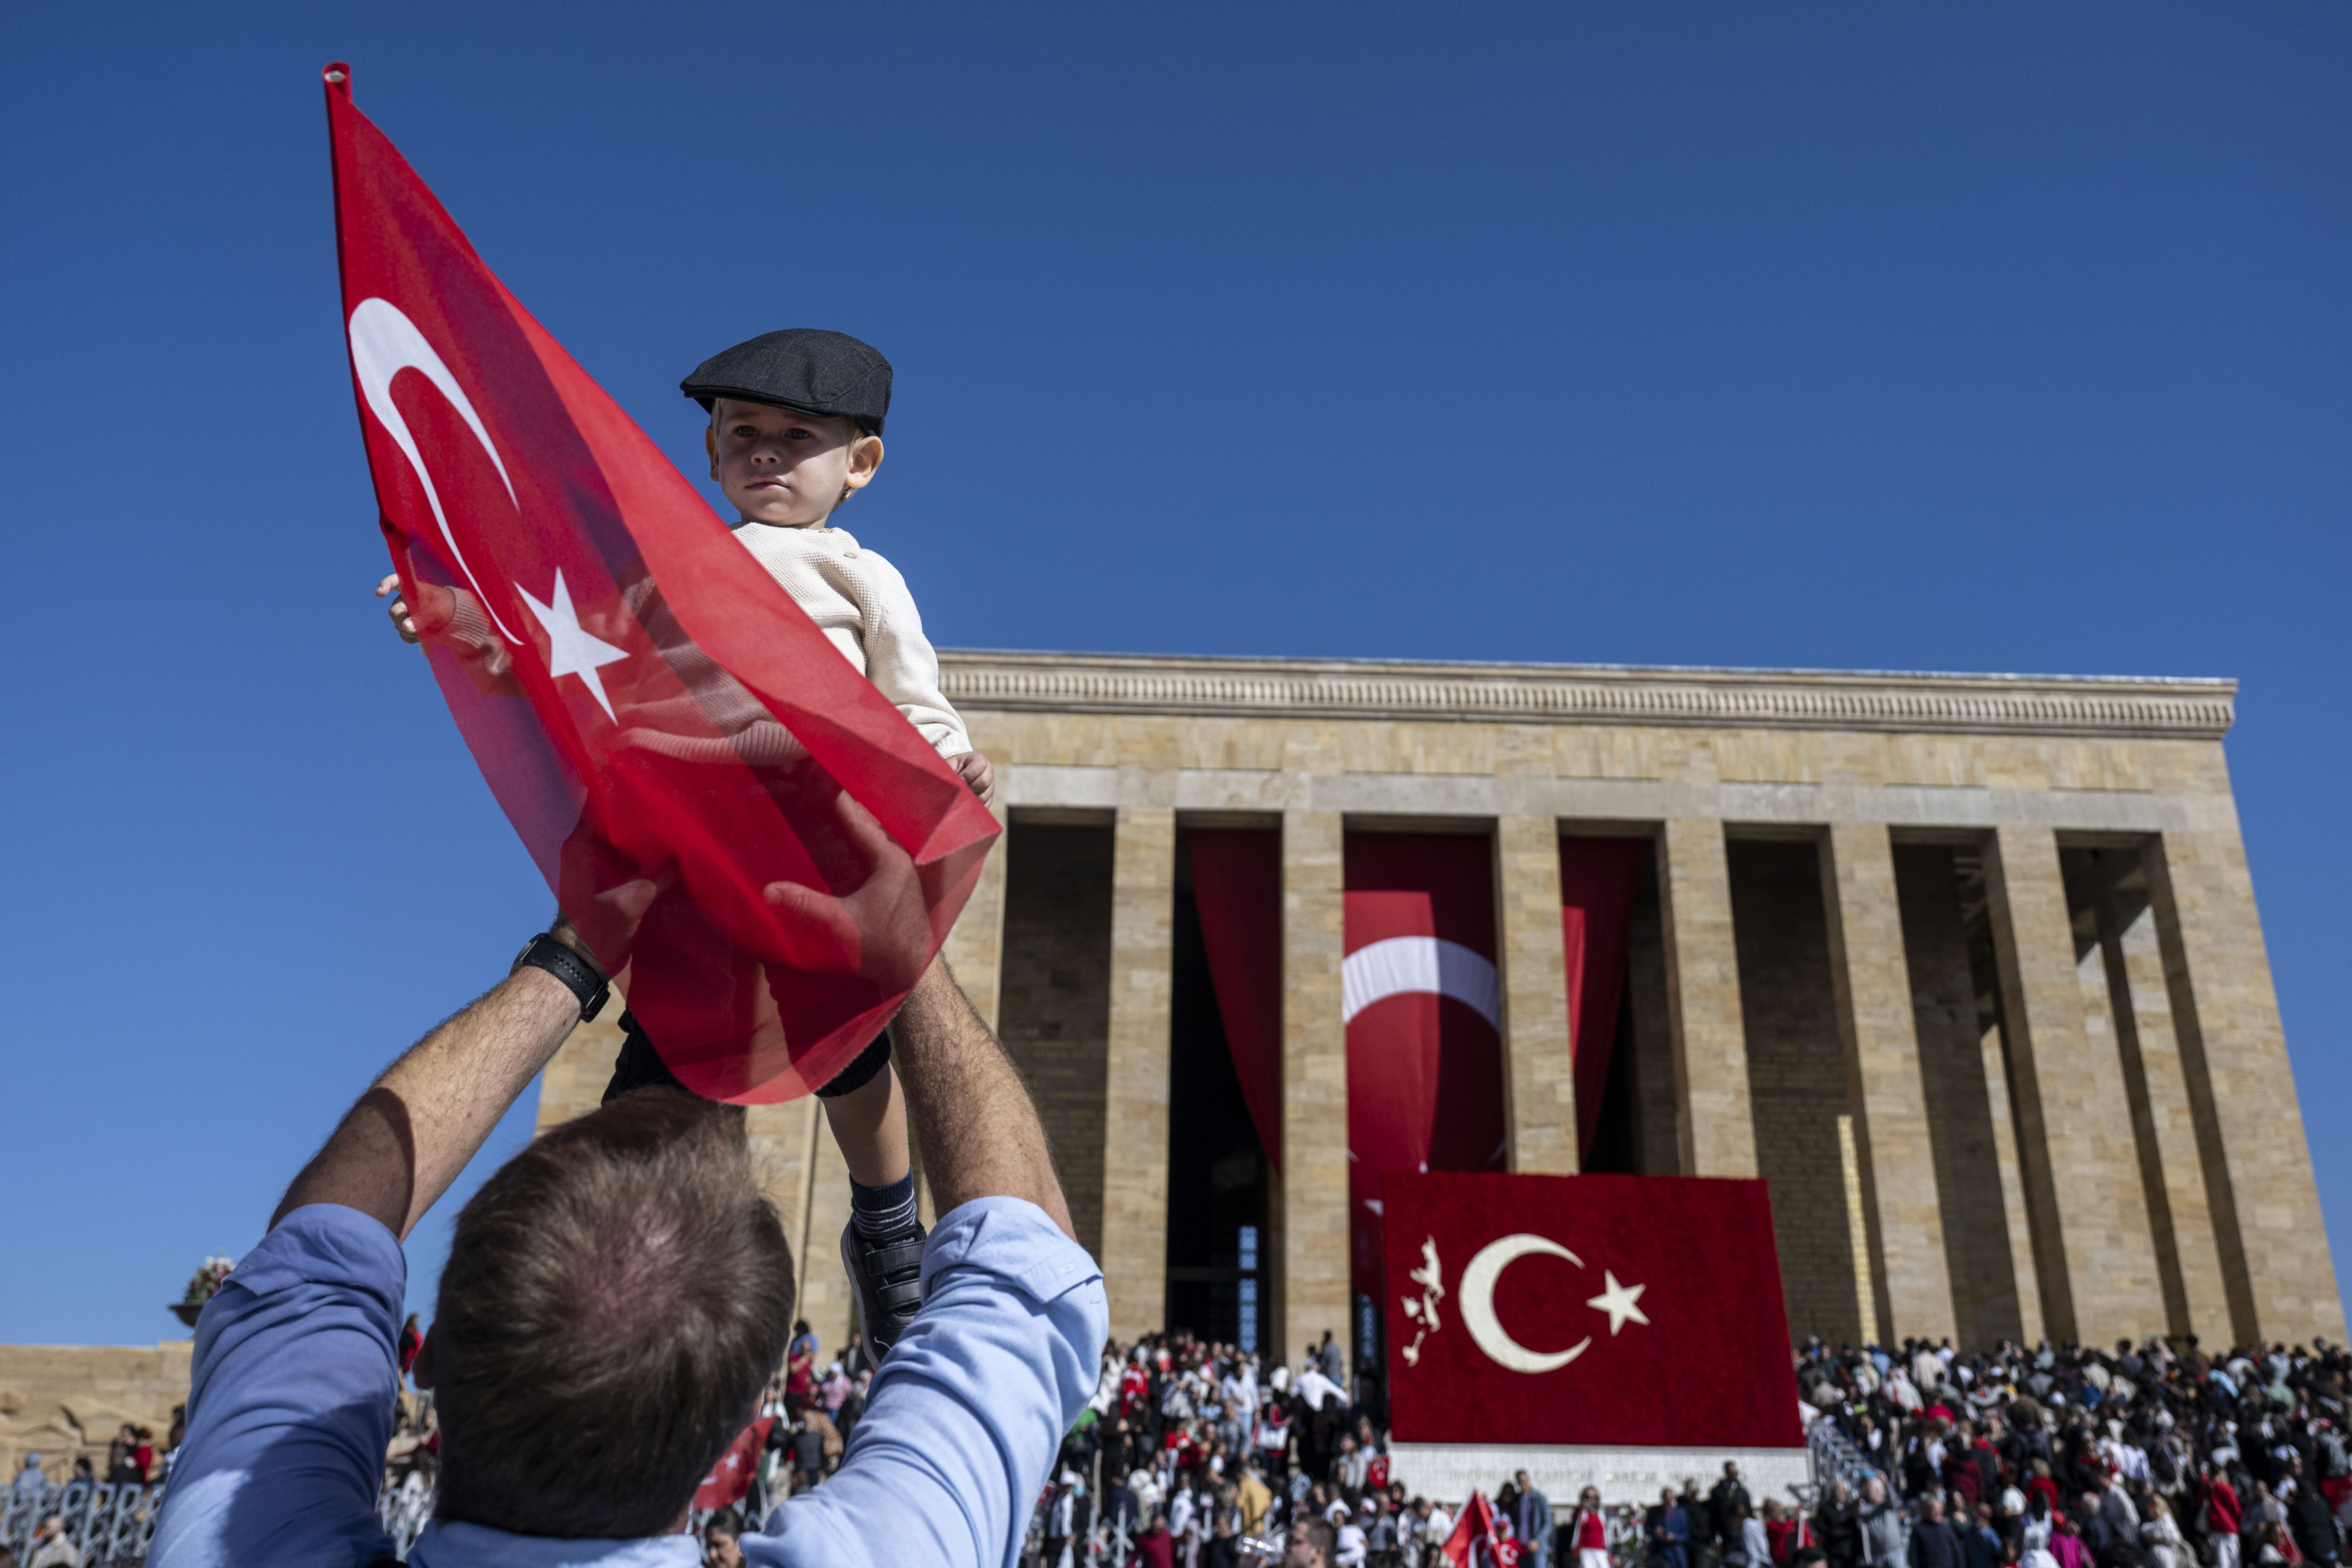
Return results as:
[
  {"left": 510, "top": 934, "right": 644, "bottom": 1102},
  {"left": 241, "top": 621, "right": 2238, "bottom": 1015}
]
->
[{"left": 840, "top": 1219, "right": 927, "bottom": 1358}]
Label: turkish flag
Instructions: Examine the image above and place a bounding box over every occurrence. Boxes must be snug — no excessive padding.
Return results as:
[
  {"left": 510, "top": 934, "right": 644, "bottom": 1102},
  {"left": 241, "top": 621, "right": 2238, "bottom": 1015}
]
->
[
  {"left": 1443, "top": 1492, "right": 1514, "bottom": 1568},
  {"left": 1384, "top": 1172, "right": 1802, "bottom": 1449},
  {"left": 323, "top": 65, "right": 996, "bottom": 1100},
  {"left": 1344, "top": 834, "right": 1507, "bottom": 1297},
  {"left": 694, "top": 1415, "right": 774, "bottom": 1511}
]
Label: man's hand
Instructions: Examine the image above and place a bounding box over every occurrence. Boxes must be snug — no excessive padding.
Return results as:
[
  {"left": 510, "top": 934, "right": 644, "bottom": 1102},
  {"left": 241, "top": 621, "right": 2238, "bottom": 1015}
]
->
[
  {"left": 270, "top": 922, "right": 588, "bottom": 1240},
  {"left": 949, "top": 751, "right": 996, "bottom": 808},
  {"left": 762, "top": 787, "right": 931, "bottom": 991}
]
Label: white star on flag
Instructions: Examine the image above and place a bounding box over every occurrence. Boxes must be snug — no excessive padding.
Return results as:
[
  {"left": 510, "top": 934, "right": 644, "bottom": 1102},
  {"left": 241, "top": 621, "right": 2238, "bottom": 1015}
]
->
[
  {"left": 516, "top": 568, "right": 628, "bottom": 721},
  {"left": 1586, "top": 1270, "right": 1649, "bottom": 1335}
]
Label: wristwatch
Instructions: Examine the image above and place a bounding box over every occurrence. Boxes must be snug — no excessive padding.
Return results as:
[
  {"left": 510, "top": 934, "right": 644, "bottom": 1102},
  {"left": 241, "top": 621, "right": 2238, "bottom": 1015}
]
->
[{"left": 511, "top": 932, "right": 611, "bottom": 1022}]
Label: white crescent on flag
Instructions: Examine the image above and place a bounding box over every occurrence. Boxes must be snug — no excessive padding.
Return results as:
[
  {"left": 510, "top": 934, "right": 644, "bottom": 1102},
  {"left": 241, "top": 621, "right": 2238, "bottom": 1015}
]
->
[
  {"left": 347, "top": 296, "right": 525, "bottom": 646},
  {"left": 1341, "top": 936, "right": 1500, "bottom": 1027}
]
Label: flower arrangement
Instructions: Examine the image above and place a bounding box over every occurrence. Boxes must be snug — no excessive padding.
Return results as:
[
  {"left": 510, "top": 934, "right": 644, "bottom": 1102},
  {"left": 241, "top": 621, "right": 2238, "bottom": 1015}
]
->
[{"left": 173, "top": 1255, "right": 235, "bottom": 1323}]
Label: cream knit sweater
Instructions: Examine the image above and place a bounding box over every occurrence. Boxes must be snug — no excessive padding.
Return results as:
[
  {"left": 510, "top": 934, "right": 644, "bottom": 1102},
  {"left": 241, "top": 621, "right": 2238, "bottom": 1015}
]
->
[{"left": 730, "top": 520, "right": 970, "bottom": 759}]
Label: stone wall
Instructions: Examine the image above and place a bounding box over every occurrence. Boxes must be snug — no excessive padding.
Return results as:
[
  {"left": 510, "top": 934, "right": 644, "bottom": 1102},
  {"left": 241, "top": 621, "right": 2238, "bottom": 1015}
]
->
[
  {"left": 997, "top": 820, "right": 1116, "bottom": 1263},
  {"left": 1727, "top": 838, "right": 1861, "bottom": 1342},
  {"left": 0, "top": 1342, "right": 191, "bottom": 1484}
]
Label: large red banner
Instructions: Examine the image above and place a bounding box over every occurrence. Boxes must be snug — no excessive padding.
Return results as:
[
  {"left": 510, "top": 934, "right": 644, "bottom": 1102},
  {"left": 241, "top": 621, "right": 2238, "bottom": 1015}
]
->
[
  {"left": 1384, "top": 1172, "right": 1802, "bottom": 1449},
  {"left": 323, "top": 65, "right": 997, "bottom": 1101}
]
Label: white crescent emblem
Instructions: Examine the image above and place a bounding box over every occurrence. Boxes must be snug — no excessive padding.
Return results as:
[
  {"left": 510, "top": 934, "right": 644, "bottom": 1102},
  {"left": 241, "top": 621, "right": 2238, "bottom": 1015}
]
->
[
  {"left": 1459, "top": 1233, "right": 1592, "bottom": 1374},
  {"left": 347, "top": 296, "right": 524, "bottom": 646},
  {"left": 1341, "top": 936, "right": 1499, "bottom": 1027}
]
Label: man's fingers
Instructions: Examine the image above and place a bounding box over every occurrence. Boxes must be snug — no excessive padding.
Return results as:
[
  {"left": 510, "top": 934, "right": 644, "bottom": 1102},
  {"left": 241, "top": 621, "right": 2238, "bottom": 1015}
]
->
[{"left": 374, "top": 572, "right": 400, "bottom": 598}]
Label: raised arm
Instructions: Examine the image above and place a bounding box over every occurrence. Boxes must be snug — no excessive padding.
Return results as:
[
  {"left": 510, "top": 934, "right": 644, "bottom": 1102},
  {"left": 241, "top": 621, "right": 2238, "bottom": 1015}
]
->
[
  {"left": 270, "top": 923, "right": 597, "bottom": 1239},
  {"left": 891, "top": 955, "right": 1073, "bottom": 1239}
]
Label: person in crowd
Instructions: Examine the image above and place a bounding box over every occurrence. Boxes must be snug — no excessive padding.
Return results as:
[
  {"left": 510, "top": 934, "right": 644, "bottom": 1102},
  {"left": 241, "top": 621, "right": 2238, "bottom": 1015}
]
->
[
  {"left": 1913, "top": 1494, "right": 1965, "bottom": 1568},
  {"left": 1860, "top": 1476, "right": 1908, "bottom": 1568},
  {"left": 1962, "top": 1503, "right": 2004, "bottom": 1568},
  {"left": 1565, "top": 1484, "right": 1608, "bottom": 1568},
  {"left": 1651, "top": 1486, "right": 1694, "bottom": 1568},
  {"left": 1716, "top": 1466, "right": 1757, "bottom": 1557},
  {"left": 27, "top": 1513, "right": 78, "bottom": 1568},
  {"left": 1515, "top": 1470, "right": 1557, "bottom": 1568},
  {"left": 703, "top": 1511, "right": 746, "bottom": 1568},
  {"left": 1818, "top": 1479, "right": 1864, "bottom": 1568},
  {"left": 1287, "top": 1514, "right": 1340, "bottom": 1568},
  {"left": 397, "top": 1312, "right": 424, "bottom": 1384},
  {"left": 9, "top": 1455, "right": 43, "bottom": 1499}
]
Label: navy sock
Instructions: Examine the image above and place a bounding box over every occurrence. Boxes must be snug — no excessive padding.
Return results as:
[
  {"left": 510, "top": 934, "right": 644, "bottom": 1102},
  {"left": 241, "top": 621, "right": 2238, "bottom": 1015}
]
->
[{"left": 851, "top": 1171, "right": 918, "bottom": 1241}]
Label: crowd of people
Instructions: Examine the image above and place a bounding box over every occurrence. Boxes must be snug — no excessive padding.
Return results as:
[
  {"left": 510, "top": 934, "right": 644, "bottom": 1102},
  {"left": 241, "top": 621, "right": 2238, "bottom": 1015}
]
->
[
  {"left": 1785, "top": 1334, "right": 2352, "bottom": 1568},
  {"left": 980, "top": 1330, "right": 2352, "bottom": 1568}
]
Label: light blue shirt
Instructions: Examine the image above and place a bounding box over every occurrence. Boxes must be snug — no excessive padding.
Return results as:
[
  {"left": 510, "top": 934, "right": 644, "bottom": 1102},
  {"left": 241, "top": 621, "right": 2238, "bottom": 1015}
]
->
[{"left": 152, "top": 1198, "right": 1106, "bottom": 1568}]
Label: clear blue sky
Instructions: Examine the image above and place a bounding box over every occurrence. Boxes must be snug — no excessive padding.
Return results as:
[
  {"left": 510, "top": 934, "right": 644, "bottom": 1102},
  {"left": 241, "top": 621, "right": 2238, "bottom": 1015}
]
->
[{"left": 2, "top": 3, "right": 2344, "bottom": 1346}]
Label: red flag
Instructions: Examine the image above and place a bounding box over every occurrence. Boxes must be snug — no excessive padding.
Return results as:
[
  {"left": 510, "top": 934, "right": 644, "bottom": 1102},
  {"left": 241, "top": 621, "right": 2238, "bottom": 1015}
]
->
[
  {"left": 1443, "top": 1491, "right": 1508, "bottom": 1568},
  {"left": 1343, "top": 834, "right": 1507, "bottom": 1297},
  {"left": 322, "top": 65, "right": 996, "bottom": 1100},
  {"left": 694, "top": 1415, "right": 774, "bottom": 1511},
  {"left": 1384, "top": 1172, "right": 1802, "bottom": 1449}
]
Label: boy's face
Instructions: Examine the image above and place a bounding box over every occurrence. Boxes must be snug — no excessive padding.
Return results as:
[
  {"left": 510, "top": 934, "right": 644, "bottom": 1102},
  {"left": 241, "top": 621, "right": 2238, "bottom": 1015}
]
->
[{"left": 705, "top": 397, "right": 882, "bottom": 528}]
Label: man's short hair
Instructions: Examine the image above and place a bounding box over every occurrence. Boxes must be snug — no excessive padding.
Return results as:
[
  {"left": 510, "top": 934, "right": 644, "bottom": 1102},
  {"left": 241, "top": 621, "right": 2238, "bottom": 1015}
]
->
[
  {"left": 1291, "top": 1515, "right": 1338, "bottom": 1560},
  {"left": 432, "top": 1089, "right": 795, "bottom": 1537}
]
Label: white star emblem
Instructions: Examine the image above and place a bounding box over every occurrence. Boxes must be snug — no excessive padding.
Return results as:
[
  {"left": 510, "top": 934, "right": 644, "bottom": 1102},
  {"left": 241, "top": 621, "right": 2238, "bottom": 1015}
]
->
[
  {"left": 516, "top": 569, "right": 628, "bottom": 722},
  {"left": 1585, "top": 1270, "right": 1649, "bottom": 1335}
]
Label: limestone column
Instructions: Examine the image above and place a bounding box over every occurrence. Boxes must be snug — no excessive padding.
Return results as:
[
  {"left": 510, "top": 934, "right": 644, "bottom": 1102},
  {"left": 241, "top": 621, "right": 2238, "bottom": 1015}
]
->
[
  {"left": 532, "top": 1009, "right": 628, "bottom": 1133},
  {"left": 2144, "top": 830, "right": 2347, "bottom": 1345},
  {"left": 1982, "top": 824, "right": 2165, "bottom": 1344},
  {"left": 1278, "top": 809, "right": 1351, "bottom": 1382},
  {"left": 941, "top": 808, "right": 1012, "bottom": 1032},
  {"left": 1099, "top": 807, "right": 1176, "bottom": 1339},
  {"left": 1655, "top": 819, "right": 1756, "bottom": 1178},
  {"left": 1818, "top": 824, "right": 1957, "bottom": 1344},
  {"left": 1496, "top": 817, "right": 1575, "bottom": 1174},
  {"left": 2093, "top": 881, "right": 2232, "bottom": 1344}
]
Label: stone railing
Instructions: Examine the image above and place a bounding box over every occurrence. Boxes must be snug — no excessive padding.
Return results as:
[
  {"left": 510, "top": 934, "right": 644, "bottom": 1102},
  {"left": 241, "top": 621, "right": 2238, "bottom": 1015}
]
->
[{"left": 938, "top": 650, "right": 2237, "bottom": 740}]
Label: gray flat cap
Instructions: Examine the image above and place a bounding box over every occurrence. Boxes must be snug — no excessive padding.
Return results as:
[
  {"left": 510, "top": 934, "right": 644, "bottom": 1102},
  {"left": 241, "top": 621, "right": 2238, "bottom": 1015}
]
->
[{"left": 681, "top": 328, "right": 892, "bottom": 434}]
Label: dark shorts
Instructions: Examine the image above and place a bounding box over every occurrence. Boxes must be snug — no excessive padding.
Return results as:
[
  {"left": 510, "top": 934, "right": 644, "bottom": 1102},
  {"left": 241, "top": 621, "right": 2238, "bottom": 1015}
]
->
[{"left": 600, "top": 1010, "right": 892, "bottom": 1104}]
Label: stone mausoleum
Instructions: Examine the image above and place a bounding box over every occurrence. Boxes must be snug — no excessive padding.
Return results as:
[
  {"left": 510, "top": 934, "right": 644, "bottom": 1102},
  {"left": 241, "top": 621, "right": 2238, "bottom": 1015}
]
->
[
  {"left": 531, "top": 648, "right": 2343, "bottom": 1389},
  {"left": 8, "top": 646, "right": 2339, "bottom": 1485}
]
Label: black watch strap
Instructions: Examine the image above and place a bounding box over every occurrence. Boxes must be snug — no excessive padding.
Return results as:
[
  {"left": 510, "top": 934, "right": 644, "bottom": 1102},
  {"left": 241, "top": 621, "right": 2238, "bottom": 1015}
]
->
[{"left": 511, "top": 933, "right": 610, "bottom": 1022}]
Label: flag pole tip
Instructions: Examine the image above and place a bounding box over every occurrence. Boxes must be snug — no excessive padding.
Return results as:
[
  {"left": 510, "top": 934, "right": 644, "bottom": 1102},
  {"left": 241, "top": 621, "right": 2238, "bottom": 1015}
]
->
[{"left": 322, "top": 61, "right": 351, "bottom": 90}]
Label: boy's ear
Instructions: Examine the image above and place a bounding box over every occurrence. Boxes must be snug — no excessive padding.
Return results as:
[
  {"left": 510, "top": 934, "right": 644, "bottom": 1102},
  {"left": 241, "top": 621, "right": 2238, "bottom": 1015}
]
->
[
  {"left": 843, "top": 432, "right": 885, "bottom": 492},
  {"left": 705, "top": 423, "right": 719, "bottom": 479}
]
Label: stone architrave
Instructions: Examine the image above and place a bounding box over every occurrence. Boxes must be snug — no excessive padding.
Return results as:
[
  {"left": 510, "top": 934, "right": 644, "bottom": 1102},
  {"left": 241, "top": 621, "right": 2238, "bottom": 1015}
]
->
[
  {"left": 1496, "top": 816, "right": 1576, "bottom": 1174},
  {"left": 1983, "top": 825, "right": 2165, "bottom": 1344},
  {"left": 2144, "top": 831, "right": 2347, "bottom": 1345},
  {"left": 1279, "top": 809, "right": 1350, "bottom": 1382},
  {"left": 1818, "top": 823, "right": 1956, "bottom": 1345},
  {"left": 1099, "top": 807, "right": 1176, "bottom": 1339},
  {"left": 1656, "top": 819, "right": 1757, "bottom": 1178}
]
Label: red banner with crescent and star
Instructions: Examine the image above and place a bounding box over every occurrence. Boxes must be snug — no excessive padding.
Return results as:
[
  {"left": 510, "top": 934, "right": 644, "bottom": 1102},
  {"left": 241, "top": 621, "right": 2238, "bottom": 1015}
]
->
[
  {"left": 1384, "top": 1172, "right": 1802, "bottom": 1449},
  {"left": 323, "top": 65, "right": 997, "bottom": 1101},
  {"left": 693, "top": 1415, "right": 774, "bottom": 1511}
]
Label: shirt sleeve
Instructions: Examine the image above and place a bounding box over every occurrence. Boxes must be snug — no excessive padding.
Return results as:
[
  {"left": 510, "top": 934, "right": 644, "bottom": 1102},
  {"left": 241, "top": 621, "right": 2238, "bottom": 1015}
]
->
[
  {"left": 746, "top": 1197, "right": 1108, "bottom": 1568},
  {"left": 148, "top": 1204, "right": 404, "bottom": 1568},
  {"left": 852, "top": 549, "right": 972, "bottom": 758}
]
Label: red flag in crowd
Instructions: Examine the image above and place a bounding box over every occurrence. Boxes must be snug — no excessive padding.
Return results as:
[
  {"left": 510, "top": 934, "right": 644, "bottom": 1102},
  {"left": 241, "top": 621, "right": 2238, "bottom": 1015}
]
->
[
  {"left": 1385, "top": 1172, "right": 1803, "bottom": 1450},
  {"left": 1443, "top": 1490, "right": 1518, "bottom": 1568},
  {"left": 322, "top": 65, "right": 996, "bottom": 1100},
  {"left": 693, "top": 1415, "right": 774, "bottom": 1511}
]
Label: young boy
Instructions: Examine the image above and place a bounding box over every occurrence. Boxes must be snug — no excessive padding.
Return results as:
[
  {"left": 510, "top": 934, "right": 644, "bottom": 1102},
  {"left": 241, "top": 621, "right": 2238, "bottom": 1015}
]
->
[{"left": 375, "top": 328, "right": 985, "bottom": 1356}]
